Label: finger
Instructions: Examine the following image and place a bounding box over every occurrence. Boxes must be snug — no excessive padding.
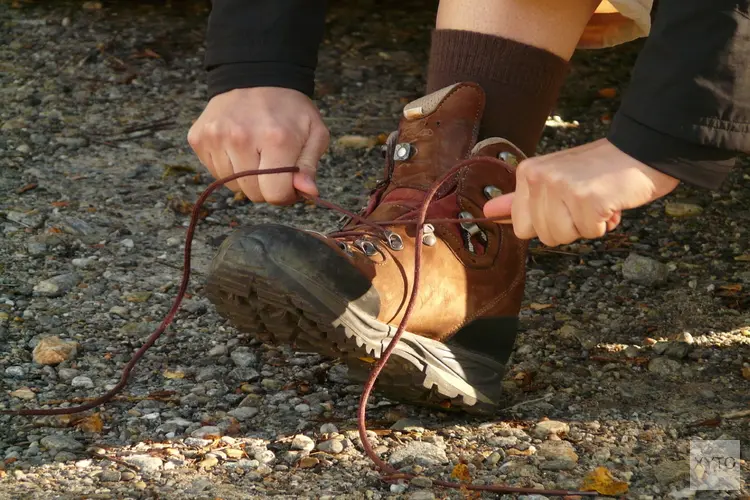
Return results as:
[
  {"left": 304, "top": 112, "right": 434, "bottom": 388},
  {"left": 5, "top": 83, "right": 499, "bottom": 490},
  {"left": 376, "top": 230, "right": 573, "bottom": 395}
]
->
[
  {"left": 187, "top": 128, "right": 219, "bottom": 183},
  {"left": 546, "top": 196, "right": 580, "bottom": 245},
  {"left": 565, "top": 196, "right": 608, "bottom": 240},
  {"left": 510, "top": 164, "right": 536, "bottom": 240},
  {"left": 225, "top": 148, "right": 263, "bottom": 201},
  {"left": 293, "top": 123, "right": 329, "bottom": 197},
  {"left": 257, "top": 142, "right": 301, "bottom": 206},
  {"left": 606, "top": 210, "right": 622, "bottom": 232},
  {"left": 482, "top": 192, "right": 513, "bottom": 223},
  {"left": 210, "top": 149, "right": 244, "bottom": 194},
  {"left": 527, "top": 178, "right": 557, "bottom": 246}
]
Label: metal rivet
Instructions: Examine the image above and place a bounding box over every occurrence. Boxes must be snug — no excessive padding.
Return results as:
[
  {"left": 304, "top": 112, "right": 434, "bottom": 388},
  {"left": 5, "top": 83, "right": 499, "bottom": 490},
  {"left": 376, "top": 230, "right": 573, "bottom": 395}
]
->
[
  {"left": 385, "top": 231, "right": 404, "bottom": 251},
  {"left": 422, "top": 224, "right": 437, "bottom": 246},
  {"left": 483, "top": 185, "right": 503, "bottom": 200},
  {"left": 337, "top": 241, "right": 353, "bottom": 256},
  {"left": 498, "top": 151, "right": 518, "bottom": 166},
  {"left": 394, "top": 143, "right": 412, "bottom": 161}
]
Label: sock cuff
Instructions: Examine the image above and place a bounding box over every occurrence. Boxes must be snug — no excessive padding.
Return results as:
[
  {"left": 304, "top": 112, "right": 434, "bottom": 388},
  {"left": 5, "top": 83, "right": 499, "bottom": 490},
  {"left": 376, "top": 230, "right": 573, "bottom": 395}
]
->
[{"left": 427, "top": 29, "right": 570, "bottom": 93}]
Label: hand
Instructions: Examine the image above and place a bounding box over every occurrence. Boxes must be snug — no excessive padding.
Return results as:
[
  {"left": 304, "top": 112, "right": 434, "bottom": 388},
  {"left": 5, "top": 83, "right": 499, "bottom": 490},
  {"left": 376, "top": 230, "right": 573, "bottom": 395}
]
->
[
  {"left": 484, "top": 138, "right": 680, "bottom": 247},
  {"left": 187, "top": 87, "right": 330, "bottom": 205}
]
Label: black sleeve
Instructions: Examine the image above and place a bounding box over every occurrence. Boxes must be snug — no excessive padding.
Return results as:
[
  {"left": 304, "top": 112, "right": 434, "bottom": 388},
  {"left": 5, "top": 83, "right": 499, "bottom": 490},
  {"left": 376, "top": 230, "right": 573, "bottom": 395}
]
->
[
  {"left": 607, "top": 1, "right": 750, "bottom": 190},
  {"left": 204, "top": 0, "right": 327, "bottom": 99}
]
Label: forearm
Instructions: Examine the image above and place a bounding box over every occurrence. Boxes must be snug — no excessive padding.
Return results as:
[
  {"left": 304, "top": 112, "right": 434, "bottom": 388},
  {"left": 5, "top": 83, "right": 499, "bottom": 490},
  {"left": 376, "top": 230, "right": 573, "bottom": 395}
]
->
[
  {"left": 608, "top": 0, "right": 750, "bottom": 189},
  {"left": 204, "top": 0, "right": 328, "bottom": 99}
]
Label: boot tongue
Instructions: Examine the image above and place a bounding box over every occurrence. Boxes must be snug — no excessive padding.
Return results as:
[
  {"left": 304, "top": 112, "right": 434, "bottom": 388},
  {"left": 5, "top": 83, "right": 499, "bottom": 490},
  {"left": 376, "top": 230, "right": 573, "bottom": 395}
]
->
[
  {"left": 364, "top": 82, "right": 486, "bottom": 222},
  {"left": 392, "top": 82, "right": 485, "bottom": 186}
]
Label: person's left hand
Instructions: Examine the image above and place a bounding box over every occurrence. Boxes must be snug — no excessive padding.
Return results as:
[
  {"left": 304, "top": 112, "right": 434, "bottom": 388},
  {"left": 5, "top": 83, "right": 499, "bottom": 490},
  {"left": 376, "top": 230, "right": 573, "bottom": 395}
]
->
[{"left": 484, "top": 138, "right": 680, "bottom": 247}]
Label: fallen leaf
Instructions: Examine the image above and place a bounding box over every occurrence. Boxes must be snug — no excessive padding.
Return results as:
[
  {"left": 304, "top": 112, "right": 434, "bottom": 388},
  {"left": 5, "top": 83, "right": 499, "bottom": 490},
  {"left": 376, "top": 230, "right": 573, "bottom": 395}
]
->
[
  {"left": 82, "top": 1, "right": 102, "bottom": 10},
  {"left": 742, "top": 366, "right": 750, "bottom": 380},
  {"left": 132, "top": 48, "right": 161, "bottom": 59},
  {"left": 75, "top": 413, "right": 104, "bottom": 433},
  {"left": 597, "top": 87, "right": 617, "bottom": 98},
  {"left": 125, "top": 291, "right": 152, "bottom": 303},
  {"left": 529, "top": 303, "right": 553, "bottom": 311},
  {"left": 720, "top": 284, "right": 743, "bottom": 292},
  {"left": 734, "top": 254, "right": 750, "bottom": 262},
  {"left": 16, "top": 183, "right": 38, "bottom": 194},
  {"left": 665, "top": 202, "right": 703, "bottom": 217},
  {"left": 162, "top": 164, "right": 196, "bottom": 178},
  {"left": 335, "top": 135, "right": 378, "bottom": 149},
  {"left": 4, "top": 457, "right": 17, "bottom": 466},
  {"left": 51, "top": 201, "right": 69, "bottom": 208},
  {"left": 299, "top": 457, "right": 319, "bottom": 468},
  {"left": 450, "top": 463, "right": 471, "bottom": 482},
  {"left": 581, "top": 466, "right": 629, "bottom": 495},
  {"left": 233, "top": 191, "right": 247, "bottom": 202},
  {"left": 163, "top": 370, "right": 185, "bottom": 379}
]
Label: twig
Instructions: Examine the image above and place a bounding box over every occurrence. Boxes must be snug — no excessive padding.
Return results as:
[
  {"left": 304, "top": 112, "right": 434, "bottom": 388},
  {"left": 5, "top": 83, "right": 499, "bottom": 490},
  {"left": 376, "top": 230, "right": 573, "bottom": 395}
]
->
[
  {"left": 499, "top": 393, "right": 554, "bottom": 412},
  {"left": 89, "top": 449, "right": 141, "bottom": 472},
  {"left": 723, "top": 409, "right": 750, "bottom": 420}
]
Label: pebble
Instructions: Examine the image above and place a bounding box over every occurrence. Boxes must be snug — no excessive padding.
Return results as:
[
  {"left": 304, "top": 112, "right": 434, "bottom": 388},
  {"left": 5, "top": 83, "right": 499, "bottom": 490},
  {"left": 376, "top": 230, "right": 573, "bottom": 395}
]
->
[
  {"left": 207, "top": 345, "right": 227, "bottom": 357},
  {"left": 409, "top": 492, "right": 435, "bottom": 500},
  {"left": 317, "top": 439, "right": 344, "bottom": 454},
  {"left": 191, "top": 426, "right": 221, "bottom": 438},
  {"left": 227, "top": 406, "right": 259, "bottom": 421},
  {"left": 54, "top": 451, "right": 77, "bottom": 462},
  {"left": 5, "top": 366, "right": 25, "bottom": 378},
  {"left": 261, "top": 378, "right": 282, "bottom": 391},
  {"left": 537, "top": 441, "right": 579, "bottom": 470},
  {"left": 320, "top": 423, "right": 339, "bottom": 434},
  {"left": 622, "top": 253, "right": 668, "bottom": 285},
  {"left": 120, "top": 238, "right": 134, "bottom": 248},
  {"left": 10, "top": 388, "right": 36, "bottom": 400},
  {"left": 99, "top": 470, "right": 121, "bottom": 482},
  {"left": 123, "top": 455, "right": 163, "bottom": 473},
  {"left": 32, "top": 336, "right": 78, "bottom": 365},
  {"left": 109, "top": 306, "right": 129, "bottom": 317},
  {"left": 387, "top": 442, "right": 448, "bottom": 467},
  {"left": 230, "top": 347, "right": 258, "bottom": 368},
  {"left": 71, "top": 376, "right": 94, "bottom": 388},
  {"left": 291, "top": 435, "right": 315, "bottom": 452},
  {"left": 33, "top": 273, "right": 81, "bottom": 297},
  {"left": 390, "top": 418, "right": 424, "bottom": 432},
  {"left": 71, "top": 257, "right": 95, "bottom": 268},
  {"left": 665, "top": 202, "right": 703, "bottom": 217},
  {"left": 410, "top": 476, "right": 433, "bottom": 488},
  {"left": 40, "top": 435, "right": 84, "bottom": 452},
  {"left": 198, "top": 456, "right": 219, "bottom": 469},
  {"left": 298, "top": 457, "right": 319, "bottom": 468},
  {"left": 532, "top": 420, "right": 570, "bottom": 439},
  {"left": 648, "top": 357, "right": 682, "bottom": 376}
]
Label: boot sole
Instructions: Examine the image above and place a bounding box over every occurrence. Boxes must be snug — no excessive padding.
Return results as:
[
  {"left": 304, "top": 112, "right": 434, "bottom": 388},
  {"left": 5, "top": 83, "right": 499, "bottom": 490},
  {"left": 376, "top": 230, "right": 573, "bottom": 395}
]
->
[{"left": 204, "top": 228, "right": 510, "bottom": 415}]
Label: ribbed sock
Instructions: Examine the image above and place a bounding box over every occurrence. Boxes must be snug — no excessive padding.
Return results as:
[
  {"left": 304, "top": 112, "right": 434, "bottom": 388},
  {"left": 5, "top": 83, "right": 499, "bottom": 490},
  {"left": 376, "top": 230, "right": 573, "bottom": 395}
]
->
[{"left": 426, "top": 29, "right": 570, "bottom": 156}]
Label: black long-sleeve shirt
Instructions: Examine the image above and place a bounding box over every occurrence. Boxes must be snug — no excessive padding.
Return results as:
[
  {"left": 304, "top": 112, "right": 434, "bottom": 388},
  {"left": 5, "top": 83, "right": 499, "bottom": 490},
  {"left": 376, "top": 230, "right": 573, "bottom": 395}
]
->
[{"left": 204, "top": 0, "right": 750, "bottom": 190}]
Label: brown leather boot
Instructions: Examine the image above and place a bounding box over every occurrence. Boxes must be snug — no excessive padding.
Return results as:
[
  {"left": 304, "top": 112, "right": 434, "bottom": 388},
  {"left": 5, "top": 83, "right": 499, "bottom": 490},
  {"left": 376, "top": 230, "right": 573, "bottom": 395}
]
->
[{"left": 205, "top": 82, "right": 528, "bottom": 414}]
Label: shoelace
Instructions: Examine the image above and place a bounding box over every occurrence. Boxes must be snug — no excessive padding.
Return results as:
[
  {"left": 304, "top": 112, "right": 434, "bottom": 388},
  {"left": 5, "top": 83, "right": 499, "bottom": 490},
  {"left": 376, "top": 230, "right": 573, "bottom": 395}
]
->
[{"left": 1, "top": 164, "right": 607, "bottom": 498}]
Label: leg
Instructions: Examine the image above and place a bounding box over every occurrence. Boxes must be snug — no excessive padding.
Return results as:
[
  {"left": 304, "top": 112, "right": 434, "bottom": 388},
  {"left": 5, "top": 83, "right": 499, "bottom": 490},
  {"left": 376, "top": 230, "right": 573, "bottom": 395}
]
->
[{"left": 428, "top": 0, "right": 601, "bottom": 155}]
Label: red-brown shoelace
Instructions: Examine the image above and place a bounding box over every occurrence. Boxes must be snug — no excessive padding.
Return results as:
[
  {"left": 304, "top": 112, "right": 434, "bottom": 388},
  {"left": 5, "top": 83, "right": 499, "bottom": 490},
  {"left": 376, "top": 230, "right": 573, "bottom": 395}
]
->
[{"left": 2, "top": 165, "right": 605, "bottom": 497}]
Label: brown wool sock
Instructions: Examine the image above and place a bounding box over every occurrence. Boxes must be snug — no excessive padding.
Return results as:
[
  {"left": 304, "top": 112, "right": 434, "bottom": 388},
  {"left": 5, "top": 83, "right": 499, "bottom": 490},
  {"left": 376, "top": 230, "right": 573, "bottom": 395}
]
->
[{"left": 426, "top": 29, "right": 570, "bottom": 157}]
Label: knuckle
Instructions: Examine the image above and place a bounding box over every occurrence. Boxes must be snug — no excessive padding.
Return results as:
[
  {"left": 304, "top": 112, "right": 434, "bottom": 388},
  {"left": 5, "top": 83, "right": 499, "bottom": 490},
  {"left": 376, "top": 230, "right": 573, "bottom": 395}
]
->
[
  {"left": 519, "top": 161, "right": 543, "bottom": 185},
  {"left": 187, "top": 127, "right": 201, "bottom": 148},
  {"left": 263, "top": 126, "right": 291, "bottom": 146},
  {"left": 226, "top": 124, "right": 250, "bottom": 146},
  {"left": 203, "top": 122, "right": 223, "bottom": 141}
]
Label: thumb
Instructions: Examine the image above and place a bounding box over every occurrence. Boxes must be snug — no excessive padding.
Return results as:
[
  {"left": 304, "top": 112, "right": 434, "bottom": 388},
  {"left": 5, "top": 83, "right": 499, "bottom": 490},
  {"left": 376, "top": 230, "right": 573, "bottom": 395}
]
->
[
  {"left": 293, "top": 123, "right": 329, "bottom": 197},
  {"left": 483, "top": 192, "right": 514, "bottom": 223}
]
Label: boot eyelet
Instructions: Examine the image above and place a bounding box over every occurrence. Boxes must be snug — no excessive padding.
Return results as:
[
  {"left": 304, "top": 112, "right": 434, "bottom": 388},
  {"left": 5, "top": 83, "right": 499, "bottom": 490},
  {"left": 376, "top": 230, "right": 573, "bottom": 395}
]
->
[
  {"left": 458, "top": 212, "right": 487, "bottom": 254},
  {"left": 355, "top": 239, "right": 378, "bottom": 257},
  {"left": 422, "top": 224, "right": 437, "bottom": 247},
  {"left": 337, "top": 241, "right": 353, "bottom": 256},
  {"left": 498, "top": 151, "right": 518, "bottom": 167},
  {"left": 385, "top": 231, "right": 404, "bottom": 251},
  {"left": 483, "top": 185, "right": 503, "bottom": 200}
]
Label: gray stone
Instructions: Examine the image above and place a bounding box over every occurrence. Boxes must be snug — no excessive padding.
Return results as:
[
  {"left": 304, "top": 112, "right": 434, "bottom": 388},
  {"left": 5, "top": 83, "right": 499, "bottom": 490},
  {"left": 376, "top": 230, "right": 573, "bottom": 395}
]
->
[
  {"left": 33, "top": 273, "right": 81, "bottom": 297},
  {"left": 123, "top": 455, "right": 163, "bottom": 473},
  {"left": 227, "top": 406, "right": 259, "bottom": 421},
  {"left": 648, "top": 357, "right": 682, "bottom": 376},
  {"left": 538, "top": 441, "right": 579, "bottom": 470},
  {"left": 99, "top": 470, "right": 121, "bottom": 482},
  {"left": 230, "top": 347, "right": 258, "bottom": 368},
  {"left": 317, "top": 439, "right": 344, "bottom": 454},
  {"left": 40, "top": 435, "right": 83, "bottom": 452},
  {"left": 622, "top": 253, "right": 668, "bottom": 286},
  {"left": 390, "top": 418, "right": 425, "bottom": 432},
  {"left": 387, "top": 442, "right": 448, "bottom": 468},
  {"left": 291, "top": 434, "right": 315, "bottom": 452},
  {"left": 5, "top": 366, "right": 25, "bottom": 378},
  {"left": 71, "top": 376, "right": 94, "bottom": 388},
  {"left": 532, "top": 420, "right": 570, "bottom": 439}
]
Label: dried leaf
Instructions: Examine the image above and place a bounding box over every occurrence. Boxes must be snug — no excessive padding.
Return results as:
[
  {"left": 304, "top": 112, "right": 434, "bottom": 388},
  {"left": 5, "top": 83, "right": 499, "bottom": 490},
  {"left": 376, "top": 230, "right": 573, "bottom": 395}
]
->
[
  {"left": 529, "top": 303, "right": 553, "bottom": 311},
  {"left": 16, "top": 183, "right": 38, "bottom": 194},
  {"left": 742, "top": 366, "right": 750, "bottom": 380},
  {"left": 51, "top": 201, "right": 69, "bottom": 208},
  {"left": 335, "top": 135, "right": 378, "bottom": 149},
  {"left": 450, "top": 463, "right": 471, "bottom": 482},
  {"left": 581, "top": 466, "right": 629, "bottom": 495},
  {"left": 720, "top": 284, "right": 743, "bottom": 292},
  {"left": 233, "top": 191, "right": 247, "bottom": 202},
  {"left": 162, "top": 164, "right": 196, "bottom": 178},
  {"left": 75, "top": 413, "right": 104, "bottom": 433},
  {"left": 163, "top": 370, "right": 185, "bottom": 379},
  {"left": 734, "top": 254, "right": 750, "bottom": 262},
  {"left": 597, "top": 87, "right": 617, "bottom": 98}
]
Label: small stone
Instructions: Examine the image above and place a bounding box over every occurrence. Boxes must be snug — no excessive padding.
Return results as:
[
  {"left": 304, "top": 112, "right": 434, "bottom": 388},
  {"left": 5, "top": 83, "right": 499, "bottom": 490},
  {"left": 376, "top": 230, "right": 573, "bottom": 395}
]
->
[
  {"left": 664, "top": 342, "right": 692, "bottom": 360},
  {"left": 336, "top": 135, "right": 378, "bottom": 149},
  {"left": 298, "top": 457, "right": 319, "bottom": 468},
  {"left": 124, "top": 455, "right": 163, "bottom": 473},
  {"left": 71, "top": 376, "right": 94, "bottom": 388},
  {"left": 32, "top": 336, "right": 78, "bottom": 365},
  {"left": 10, "top": 388, "right": 36, "bottom": 400},
  {"left": 207, "top": 345, "right": 227, "bottom": 357},
  {"left": 191, "top": 426, "right": 221, "bottom": 438},
  {"left": 317, "top": 439, "right": 344, "bottom": 454},
  {"left": 390, "top": 418, "right": 425, "bottom": 432},
  {"left": 5, "top": 366, "right": 25, "bottom": 378},
  {"left": 33, "top": 274, "right": 81, "bottom": 297},
  {"left": 198, "top": 456, "right": 219, "bottom": 469},
  {"left": 40, "top": 435, "right": 84, "bottom": 452},
  {"left": 320, "top": 423, "right": 339, "bottom": 434},
  {"left": 655, "top": 460, "right": 689, "bottom": 485},
  {"left": 109, "top": 306, "right": 129, "bottom": 318},
  {"left": 532, "top": 420, "right": 570, "bottom": 439},
  {"left": 225, "top": 449, "right": 244, "bottom": 459},
  {"left": 538, "top": 441, "right": 579, "bottom": 470},
  {"left": 410, "top": 476, "right": 433, "bottom": 488},
  {"left": 125, "top": 291, "right": 152, "bottom": 303},
  {"left": 409, "top": 492, "right": 435, "bottom": 500},
  {"left": 54, "top": 451, "right": 77, "bottom": 462},
  {"left": 227, "top": 406, "right": 258, "bottom": 421},
  {"left": 99, "top": 470, "right": 121, "bottom": 482},
  {"left": 71, "top": 257, "right": 95, "bottom": 268},
  {"left": 652, "top": 341, "right": 670, "bottom": 355},
  {"left": 261, "top": 378, "right": 282, "bottom": 391},
  {"left": 230, "top": 347, "right": 257, "bottom": 368},
  {"left": 388, "top": 442, "right": 448, "bottom": 468},
  {"left": 665, "top": 202, "right": 703, "bottom": 217},
  {"left": 485, "top": 450, "right": 505, "bottom": 465},
  {"left": 648, "top": 357, "right": 682, "bottom": 376},
  {"left": 291, "top": 434, "right": 315, "bottom": 452},
  {"left": 58, "top": 368, "right": 80, "bottom": 381},
  {"left": 295, "top": 403, "right": 311, "bottom": 413},
  {"left": 622, "top": 253, "right": 668, "bottom": 286},
  {"left": 120, "top": 238, "right": 134, "bottom": 248},
  {"left": 121, "top": 471, "right": 136, "bottom": 481},
  {"left": 390, "top": 483, "right": 408, "bottom": 494},
  {"left": 624, "top": 345, "right": 641, "bottom": 358}
]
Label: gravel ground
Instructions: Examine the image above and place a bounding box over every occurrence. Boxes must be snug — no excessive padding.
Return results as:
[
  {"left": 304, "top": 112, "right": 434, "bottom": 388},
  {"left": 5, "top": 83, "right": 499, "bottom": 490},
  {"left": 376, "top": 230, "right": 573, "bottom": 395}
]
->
[{"left": 1, "top": 1, "right": 749, "bottom": 499}]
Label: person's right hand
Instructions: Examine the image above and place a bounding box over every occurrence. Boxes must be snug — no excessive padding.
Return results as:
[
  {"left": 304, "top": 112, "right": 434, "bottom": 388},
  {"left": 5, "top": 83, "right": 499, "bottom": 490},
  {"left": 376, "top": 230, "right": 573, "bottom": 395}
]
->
[{"left": 187, "top": 87, "right": 330, "bottom": 205}]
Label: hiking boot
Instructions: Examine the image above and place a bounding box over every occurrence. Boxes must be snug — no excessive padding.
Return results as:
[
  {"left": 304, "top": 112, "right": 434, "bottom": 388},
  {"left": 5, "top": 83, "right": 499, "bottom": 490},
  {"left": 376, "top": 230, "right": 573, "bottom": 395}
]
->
[{"left": 205, "top": 82, "right": 528, "bottom": 414}]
